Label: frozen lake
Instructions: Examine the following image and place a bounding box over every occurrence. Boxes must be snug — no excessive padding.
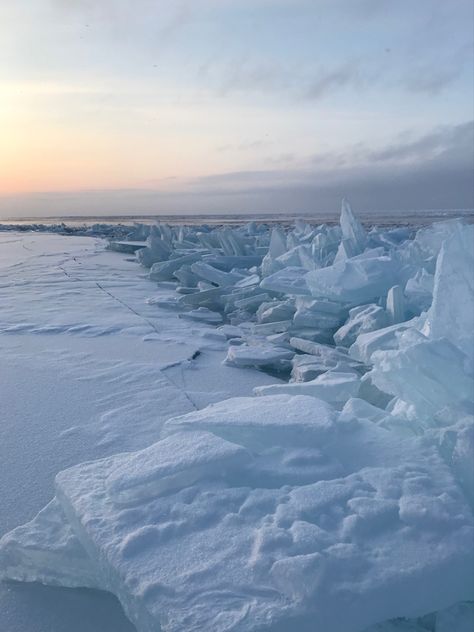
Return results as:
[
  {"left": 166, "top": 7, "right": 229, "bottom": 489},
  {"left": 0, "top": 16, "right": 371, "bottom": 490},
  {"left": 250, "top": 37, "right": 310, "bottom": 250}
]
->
[
  {"left": 0, "top": 232, "right": 277, "bottom": 632},
  {"left": 0, "top": 215, "right": 472, "bottom": 632}
]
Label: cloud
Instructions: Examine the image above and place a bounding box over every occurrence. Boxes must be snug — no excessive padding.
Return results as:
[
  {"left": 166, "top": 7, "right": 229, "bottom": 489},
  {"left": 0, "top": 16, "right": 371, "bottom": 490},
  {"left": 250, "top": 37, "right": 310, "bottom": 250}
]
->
[
  {"left": 217, "top": 139, "right": 271, "bottom": 152},
  {"left": 401, "top": 43, "right": 473, "bottom": 95},
  {"left": 305, "top": 64, "right": 363, "bottom": 100},
  {"left": 2, "top": 121, "right": 471, "bottom": 216},
  {"left": 403, "top": 68, "right": 462, "bottom": 95},
  {"left": 366, "top": 121, "right": 474, "bottom": 163}
]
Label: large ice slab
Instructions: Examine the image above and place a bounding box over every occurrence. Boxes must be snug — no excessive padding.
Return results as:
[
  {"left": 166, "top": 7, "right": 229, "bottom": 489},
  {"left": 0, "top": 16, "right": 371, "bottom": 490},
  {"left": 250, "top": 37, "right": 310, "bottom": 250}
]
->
[
  {"left": 162, "top": 394, "right": 337, "bottom": 449},
  {"left": 50, "top": 395, "right": 474, "bottom": 632}
]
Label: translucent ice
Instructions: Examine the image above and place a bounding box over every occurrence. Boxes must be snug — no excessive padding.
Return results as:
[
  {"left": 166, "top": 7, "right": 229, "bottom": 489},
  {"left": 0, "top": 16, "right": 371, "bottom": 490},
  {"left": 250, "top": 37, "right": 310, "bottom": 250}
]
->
[
  {"left": 305, "top": 255, "right": 399, "bottom": 305},
  {"left": 334, "top": 304, "right": 389, "bottom": 347},
  {"left": 336, "top": 198, "right": 367, "bottom": 259},
  {"left": 424, "top": 223, "right": 474, "bottom": 349}
]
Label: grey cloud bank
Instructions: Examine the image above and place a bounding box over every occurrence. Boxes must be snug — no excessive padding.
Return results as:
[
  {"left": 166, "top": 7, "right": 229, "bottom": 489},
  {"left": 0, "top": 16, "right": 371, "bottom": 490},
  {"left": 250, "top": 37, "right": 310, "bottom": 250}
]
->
[{"left": 2, "top": 121, "right": 472, "bottom": 217}]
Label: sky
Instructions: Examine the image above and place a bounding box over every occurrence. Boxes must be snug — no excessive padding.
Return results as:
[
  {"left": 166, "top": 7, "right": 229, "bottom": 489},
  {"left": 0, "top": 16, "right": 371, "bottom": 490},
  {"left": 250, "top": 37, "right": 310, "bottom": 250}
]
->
[{"left": 0, "top": 0, "right": 473, "bottom": 217}]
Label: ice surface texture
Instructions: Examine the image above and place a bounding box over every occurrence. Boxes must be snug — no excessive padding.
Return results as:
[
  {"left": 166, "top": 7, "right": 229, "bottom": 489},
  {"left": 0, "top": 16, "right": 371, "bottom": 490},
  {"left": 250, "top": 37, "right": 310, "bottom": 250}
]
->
[
  {"left": 1, "top": 202, "right": 473, "bottom": 632},
  {"left": 45, "top": 398, "right": 474, "bottom": 632}
]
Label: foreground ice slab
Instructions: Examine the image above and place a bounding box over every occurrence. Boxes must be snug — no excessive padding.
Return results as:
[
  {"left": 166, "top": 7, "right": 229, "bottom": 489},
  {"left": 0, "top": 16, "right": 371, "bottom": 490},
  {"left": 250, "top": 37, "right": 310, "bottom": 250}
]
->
[{"left": 17, "top": 395, "right": 469, "bottom": 632}]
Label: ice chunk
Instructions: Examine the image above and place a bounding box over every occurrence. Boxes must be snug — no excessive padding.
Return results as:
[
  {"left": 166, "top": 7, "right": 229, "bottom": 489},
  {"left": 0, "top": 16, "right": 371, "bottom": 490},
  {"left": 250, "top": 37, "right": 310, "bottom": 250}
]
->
[
  {"left": 414, "top": 218, "right": 469, "bottom": 259},
  {"left": 251, "top": 320, "right": 293, "bottom": 335},
  {"left": 350, "top": 320, "right": 415, "bottom": 363},
  {"left": 434, "top": 417, "right": 474, "bottom": 506},
  {"left": 276, "top": 244, "right": 314, "bottom": 270},
  {"left": 335, "top": 304, "right": 390, "bottom": 347},
  {"left": 339, "top": 198, "right": 367, "bottom": 254},
  {"left": 260, "top": 266, "right": 312, "bottom": 295},
  {"left": 305, "top": 255, "right": 399, "bottom": 305},
  {"left": 136, "top": 227, "right": 172, "bottom": 267},
  {"left": 149, "top": 253, "right": 202, "bottom": 282},
  {"left": 291, "top": 354, "right": 333, "bottom": 382},
  {"left": 254, "top": 370, "right": 360, "bottom": 406},
  {"left": 51, "top": 409, "right": 474, "bottom": 632},
  {"left": 293, "top": 297, "right": 347, "bottom": 330},
  {"left": 404, "top": 269, "right": 434, "bottom": 315},
  {"left": 341, "top": 398, "right": 420, "bottom": 437},
  {"left": 0, "top": 498, "right": 103, "bottom": 589},
  {"left": 106, "top": 431, "right": 251, "bottom": 505},
  {"left": 261, "top": 227, "right": 287, "bottom": 276},
  {"left": 163, "top": 394, "right": 336, "bottom": 450},
  {"left": 369, "top": 335, "right": 474, "bottom": 422},
  {"left": 424, "top": 223, "right": 474, "bottom": 349},
  {"left": 108, "top": 240, "right": 147, "bottom": 254},
  {"left": 224, "top": 343, "right": 294, "bottom": 370},
  {"left": 257, "top": 299, "right": 295, "bottom": 323},
  {"left": 290, "top": 337, "right": 366, "bottom": 372},
  {"left": 386, "top": 285, "right": 405, "bottom": 324},
  {"left": 190, "top": 261, "right": 241, "bottom": 287}
]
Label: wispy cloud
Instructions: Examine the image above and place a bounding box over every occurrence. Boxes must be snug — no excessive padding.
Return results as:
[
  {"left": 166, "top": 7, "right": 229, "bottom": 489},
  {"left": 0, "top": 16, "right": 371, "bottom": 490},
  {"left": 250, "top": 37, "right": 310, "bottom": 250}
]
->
[
  {"left": 305, "top": 63, "right": 365, "bottom": 100},
  {"left": 367, "top": 121, "right": 474, "bottom": 163}
]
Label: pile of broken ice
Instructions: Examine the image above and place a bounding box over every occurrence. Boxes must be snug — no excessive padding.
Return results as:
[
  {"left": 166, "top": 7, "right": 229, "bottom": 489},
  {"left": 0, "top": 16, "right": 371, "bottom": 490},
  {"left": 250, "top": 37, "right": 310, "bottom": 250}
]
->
[{"left": 1, "top": 202, "right": 473, "bottom": 632}]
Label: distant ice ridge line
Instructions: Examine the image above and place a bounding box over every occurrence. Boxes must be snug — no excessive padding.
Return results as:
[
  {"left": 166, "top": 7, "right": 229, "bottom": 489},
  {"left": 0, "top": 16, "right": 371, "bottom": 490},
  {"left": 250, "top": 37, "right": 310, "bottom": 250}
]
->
[{"left": 1, "top": 200, "right": 473, "bottom": 632}]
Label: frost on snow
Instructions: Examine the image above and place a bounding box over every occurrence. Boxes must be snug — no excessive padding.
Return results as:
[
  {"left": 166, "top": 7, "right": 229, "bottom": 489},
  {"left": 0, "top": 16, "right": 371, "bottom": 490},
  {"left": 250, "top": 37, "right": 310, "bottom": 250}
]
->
[{"left": 1, "top": 202, "right": 473, "bottom": 632}]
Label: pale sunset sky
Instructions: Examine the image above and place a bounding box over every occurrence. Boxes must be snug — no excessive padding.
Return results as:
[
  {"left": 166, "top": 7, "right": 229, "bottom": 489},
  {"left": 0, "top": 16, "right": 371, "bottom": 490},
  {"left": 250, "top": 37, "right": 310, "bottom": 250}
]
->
[{"left": 0, "top": 0, "right": 473, "bottom": 216}]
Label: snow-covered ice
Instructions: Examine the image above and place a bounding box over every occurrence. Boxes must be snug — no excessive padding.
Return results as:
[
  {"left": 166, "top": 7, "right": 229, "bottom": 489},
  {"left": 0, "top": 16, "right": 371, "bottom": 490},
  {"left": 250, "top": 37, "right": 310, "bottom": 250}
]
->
[{"left": 1, "top": 202, "right": 473, "bottom": 632}]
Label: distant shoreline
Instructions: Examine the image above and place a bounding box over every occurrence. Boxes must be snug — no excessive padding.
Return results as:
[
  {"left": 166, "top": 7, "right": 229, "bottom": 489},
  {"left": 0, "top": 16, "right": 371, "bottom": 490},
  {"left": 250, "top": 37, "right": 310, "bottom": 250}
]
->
[{"left": 1, "top": 208, "right": 473, "bottom": 228}]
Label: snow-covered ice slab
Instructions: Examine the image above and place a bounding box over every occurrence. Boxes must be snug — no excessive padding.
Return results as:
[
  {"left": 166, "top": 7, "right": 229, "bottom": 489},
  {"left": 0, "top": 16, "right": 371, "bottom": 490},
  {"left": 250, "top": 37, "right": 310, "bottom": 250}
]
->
[
  {"left": 42, "top": 395, "right": 474, "bottom": 632},
  {"left": 106, "top": 431, "right": 251, "bottom": 505},
  {"left": 224, "top": 343, "right": 294, "bottom": 370},
  {"left": 162, "top": 394, "right": 336, "bottom": 449},
  {"left": 0, "top": 498, "right": 102, "bottom": 590},
  {"left": 254, "top": 370, "right": 361, "bottom": 406}
]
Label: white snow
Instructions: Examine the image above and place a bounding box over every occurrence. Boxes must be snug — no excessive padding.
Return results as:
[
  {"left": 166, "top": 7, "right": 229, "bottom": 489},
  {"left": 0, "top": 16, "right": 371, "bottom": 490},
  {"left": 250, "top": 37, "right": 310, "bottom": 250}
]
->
[{"left": 1, "top": 202, "right": 473, "bottom": 632}]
